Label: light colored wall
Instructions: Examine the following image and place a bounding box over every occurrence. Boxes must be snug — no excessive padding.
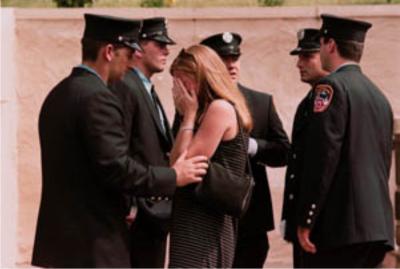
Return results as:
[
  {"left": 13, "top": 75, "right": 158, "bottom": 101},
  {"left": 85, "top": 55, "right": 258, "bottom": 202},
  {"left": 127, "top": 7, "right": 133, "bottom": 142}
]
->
[
  {"left": 1, "top": 8, "right": 18, "bottom": 268},
  {"left": 3, "top": 6, "right": 400, "bottom": 267}
]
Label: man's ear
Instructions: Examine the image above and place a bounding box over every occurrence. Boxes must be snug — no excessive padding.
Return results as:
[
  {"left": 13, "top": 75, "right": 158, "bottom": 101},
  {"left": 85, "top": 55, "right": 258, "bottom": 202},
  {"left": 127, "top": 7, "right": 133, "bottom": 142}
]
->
[
  {"left": 103, "top": 44, "right": 114, "bottom": 62},
  {"left": 134, "top": 48, "right": 143, "bottom": 59},
  {"left": 328, "top": 38, "right": 336, "bottom": 54}
]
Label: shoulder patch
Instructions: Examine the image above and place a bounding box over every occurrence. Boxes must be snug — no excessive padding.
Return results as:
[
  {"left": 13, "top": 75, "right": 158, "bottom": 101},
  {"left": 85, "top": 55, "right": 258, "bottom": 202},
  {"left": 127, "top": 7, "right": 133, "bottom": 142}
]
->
[{"left": 313, "top": 84, "right": 334, "bottom": 113}]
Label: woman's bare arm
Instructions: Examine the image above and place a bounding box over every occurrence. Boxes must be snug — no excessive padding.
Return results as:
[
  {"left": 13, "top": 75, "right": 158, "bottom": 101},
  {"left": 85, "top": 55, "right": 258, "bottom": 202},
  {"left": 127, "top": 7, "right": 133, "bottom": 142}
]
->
[{"left": 186, "top": 100, "right": 237, "bottom": 159}]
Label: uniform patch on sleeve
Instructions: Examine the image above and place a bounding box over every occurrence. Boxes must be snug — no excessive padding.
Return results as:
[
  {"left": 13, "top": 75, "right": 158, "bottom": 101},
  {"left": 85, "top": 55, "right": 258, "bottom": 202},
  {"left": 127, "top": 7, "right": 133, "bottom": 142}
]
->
[{"left": 313, "top": 84, "right": 334, "bottom": 113}]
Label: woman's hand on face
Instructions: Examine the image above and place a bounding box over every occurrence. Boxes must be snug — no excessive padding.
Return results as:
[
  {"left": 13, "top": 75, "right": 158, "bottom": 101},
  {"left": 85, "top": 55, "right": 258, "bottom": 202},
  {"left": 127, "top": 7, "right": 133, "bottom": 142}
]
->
[{"left": 173, "top": 77, "right": 198, "bottom": 118}]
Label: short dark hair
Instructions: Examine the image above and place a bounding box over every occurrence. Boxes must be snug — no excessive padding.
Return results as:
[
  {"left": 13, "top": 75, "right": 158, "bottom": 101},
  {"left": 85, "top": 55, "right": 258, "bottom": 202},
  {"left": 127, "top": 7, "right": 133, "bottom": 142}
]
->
[
  {"left": 81, "top": 38, "right": 126, "bottom": 61},
  {"left": 81, "top": 38, "right": 105, "bottom": 61},
  {"left": 323, "top": 36, "right": 364, "bottom": 63}
]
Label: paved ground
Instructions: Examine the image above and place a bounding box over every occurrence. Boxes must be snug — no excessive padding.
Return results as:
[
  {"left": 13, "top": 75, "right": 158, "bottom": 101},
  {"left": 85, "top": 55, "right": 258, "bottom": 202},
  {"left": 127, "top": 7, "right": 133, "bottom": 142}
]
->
[{"left": 264, "top": 173, "right": 292, "bottom": 268}]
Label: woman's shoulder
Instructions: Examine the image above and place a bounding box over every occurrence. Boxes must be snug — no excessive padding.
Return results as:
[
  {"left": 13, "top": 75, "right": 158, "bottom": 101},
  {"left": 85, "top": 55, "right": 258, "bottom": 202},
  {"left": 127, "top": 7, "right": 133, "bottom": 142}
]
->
[
  {"left": 207, "top": 99, "right": 236, "bottom": 116},
  {"left": 204, "top": 99, "right": 237, "bottom": 140}
]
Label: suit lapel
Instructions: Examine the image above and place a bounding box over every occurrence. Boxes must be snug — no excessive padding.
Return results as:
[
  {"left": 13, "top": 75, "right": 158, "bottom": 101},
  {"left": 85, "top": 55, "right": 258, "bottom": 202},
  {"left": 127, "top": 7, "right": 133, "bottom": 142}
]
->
[{"left": 128, "top": 71, "right": 171, "bottom": 145}]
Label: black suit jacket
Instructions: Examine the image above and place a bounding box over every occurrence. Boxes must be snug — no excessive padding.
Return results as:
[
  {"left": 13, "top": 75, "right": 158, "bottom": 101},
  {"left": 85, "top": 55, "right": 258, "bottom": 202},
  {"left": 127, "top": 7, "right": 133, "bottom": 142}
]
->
[
  {"left": 112, "top": 69, "right": 173, "bottom": 234},
  {"left": 237, "top": 84, "right": 290, "bottom": 234},
  {"left": 281, "top": 90, "right": 313, "bottom": 242},
  {"left": 32, "top": 67, "right": 176, "bottom": 268},
  {"left": 282, "top": 65, "right": 394, "bottom": 250}
]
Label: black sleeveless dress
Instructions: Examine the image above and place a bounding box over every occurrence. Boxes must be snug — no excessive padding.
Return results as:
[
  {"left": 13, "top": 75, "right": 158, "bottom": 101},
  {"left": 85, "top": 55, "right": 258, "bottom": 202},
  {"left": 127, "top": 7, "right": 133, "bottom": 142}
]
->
[{"left": 169, "top": 125, "right": 249, "bottom": 268}]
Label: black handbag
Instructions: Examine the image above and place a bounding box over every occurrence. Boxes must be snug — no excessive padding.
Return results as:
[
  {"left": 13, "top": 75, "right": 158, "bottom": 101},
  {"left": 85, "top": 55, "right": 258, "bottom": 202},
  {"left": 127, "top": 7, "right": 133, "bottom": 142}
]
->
[{"left": 194, "top": 120, "right": 255, "bottom": 218}]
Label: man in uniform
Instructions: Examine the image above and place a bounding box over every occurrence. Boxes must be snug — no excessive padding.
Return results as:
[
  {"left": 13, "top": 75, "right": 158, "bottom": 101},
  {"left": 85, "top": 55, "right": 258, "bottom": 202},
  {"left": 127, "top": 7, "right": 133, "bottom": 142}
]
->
[
  {"left": 284, "top": 14, "right": 394, "bottom": 267},
  {"left": 200, "top": 32, "right": 290, "bottom": 268},
  {"left": 32, "top": 14, "right": 207, "bottom": 268},
  {"left": 281, "top": 28, "right": 328, "bottom": 267},
  {"left": 111, "top": 17, "right": 177, "bottom": 268}
]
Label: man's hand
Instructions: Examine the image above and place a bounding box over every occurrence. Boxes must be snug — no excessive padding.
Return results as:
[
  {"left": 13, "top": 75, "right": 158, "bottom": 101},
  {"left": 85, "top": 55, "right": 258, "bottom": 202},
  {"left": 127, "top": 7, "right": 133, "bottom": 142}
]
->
[
  {"left": 125, "top": 206, "right": 137, "bottom": 227},
  {"left": 172, "top": 151, "right": 208, "bottom": 187},
  {"left": 297, "top": 226, "right": 317, "bottom": 253}
]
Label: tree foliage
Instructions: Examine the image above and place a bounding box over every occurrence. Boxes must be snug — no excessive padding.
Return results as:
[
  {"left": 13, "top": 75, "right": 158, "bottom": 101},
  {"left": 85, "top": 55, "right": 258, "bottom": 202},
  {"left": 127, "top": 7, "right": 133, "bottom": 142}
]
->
[
  {"left": 258, "top": 0, "right": 284, "bottom": 6},
  {"left": 53, "top": 0, "right": 93, "bottom": 7},
  {"left": 140, "top": 0, "right": 165, "bottom": 7}
]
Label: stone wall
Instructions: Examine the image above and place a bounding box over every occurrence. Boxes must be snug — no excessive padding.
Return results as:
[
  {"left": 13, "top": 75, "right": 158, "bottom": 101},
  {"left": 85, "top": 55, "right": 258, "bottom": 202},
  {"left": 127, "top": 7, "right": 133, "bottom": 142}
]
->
[{"left": 1, "top": 6, "right": 399, "bottom": 267}]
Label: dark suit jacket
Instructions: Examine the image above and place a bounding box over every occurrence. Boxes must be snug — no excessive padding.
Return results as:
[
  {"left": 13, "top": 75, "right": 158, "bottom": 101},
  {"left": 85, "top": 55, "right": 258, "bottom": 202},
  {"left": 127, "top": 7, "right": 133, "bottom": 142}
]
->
[
  {"left": 282, "top": 65, "right": 394, "bottom": 250},
  {"left": 281, "top": 90, "right": 313, "bottom": 242},
  {"left": 237, "top": 84, "right": 290, "bottom": 234},
  {"left": 32, "top": 67, "right": 176, "bottom": 268},
  {"left": 111, "top": 69, "right": 173, "bottom": 235}
]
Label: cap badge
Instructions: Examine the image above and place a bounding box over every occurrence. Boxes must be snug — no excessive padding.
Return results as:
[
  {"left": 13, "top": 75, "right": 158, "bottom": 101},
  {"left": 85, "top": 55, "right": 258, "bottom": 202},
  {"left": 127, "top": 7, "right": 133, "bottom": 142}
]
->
[
  {"left": 222, "top": 32, "right": 233, "bottom": 44},
  {"left": 297, "top": 29, "right": 305, "bottom": 41}
]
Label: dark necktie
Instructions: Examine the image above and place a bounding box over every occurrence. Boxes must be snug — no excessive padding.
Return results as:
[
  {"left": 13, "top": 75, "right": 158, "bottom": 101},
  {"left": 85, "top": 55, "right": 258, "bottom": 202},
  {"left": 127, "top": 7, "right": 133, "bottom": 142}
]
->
[{"left": 150, "top": 86, "right": 160, "bottom": 110}]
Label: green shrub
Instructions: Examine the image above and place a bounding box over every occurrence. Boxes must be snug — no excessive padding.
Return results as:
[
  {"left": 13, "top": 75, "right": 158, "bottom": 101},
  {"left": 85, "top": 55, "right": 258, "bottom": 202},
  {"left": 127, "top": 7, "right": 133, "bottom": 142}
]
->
[
  {"left": 140, "top": 0, "right": 165, "bottom": 7},
  {"left": 258, "top": 0, "right": 284, "bottom": 6},
  {"left": 53, "top": 0, "right": 93, "bottom": 7}
]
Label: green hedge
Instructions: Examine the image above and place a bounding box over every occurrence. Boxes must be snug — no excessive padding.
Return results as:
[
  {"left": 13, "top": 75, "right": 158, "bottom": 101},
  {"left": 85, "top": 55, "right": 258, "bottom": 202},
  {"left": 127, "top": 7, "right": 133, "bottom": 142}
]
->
[{"left": 53, "top": 0, "right": 93, "bottom": 7}]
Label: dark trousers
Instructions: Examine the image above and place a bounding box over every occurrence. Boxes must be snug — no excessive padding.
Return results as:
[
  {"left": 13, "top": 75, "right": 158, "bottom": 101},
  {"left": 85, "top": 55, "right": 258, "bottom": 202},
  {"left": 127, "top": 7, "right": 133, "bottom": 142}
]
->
[
  {"left": 295, "top": 241, "right": 388, "bottom": 268},
  {"left": 129, "top": 216, "right": 168, "bottom": 268},
  {"left": 232, "top": 231, "right": 269, "bottom": 268},
  {"left": 292, "top": 240, "right": 303, "bottom": 268}
]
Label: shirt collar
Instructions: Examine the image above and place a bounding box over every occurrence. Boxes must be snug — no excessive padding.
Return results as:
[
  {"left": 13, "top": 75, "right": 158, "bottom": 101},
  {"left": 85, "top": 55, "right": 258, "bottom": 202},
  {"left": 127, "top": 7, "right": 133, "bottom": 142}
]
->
[
  {"left": 76, "top": 64, "right": 105, "bottom": 85},
  {"left": 332, "top": 61, "right": 359, "bottom": 73},
  {"left": 132, "top": 68, "right": 152, "bottom": 93}
]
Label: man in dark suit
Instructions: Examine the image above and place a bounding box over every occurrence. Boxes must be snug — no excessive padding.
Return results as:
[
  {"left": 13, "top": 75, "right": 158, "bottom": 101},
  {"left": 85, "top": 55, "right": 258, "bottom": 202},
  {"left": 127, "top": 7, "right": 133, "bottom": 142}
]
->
[
  {"left": 200, "top": 32, "right": 290, "bottom": 268},
  {"left": 32, "top": 14, "right": 207, "bottom": 268},
  {"left": 281, "top": 28, "right": 328, "bottom": 267},
  {"left": 283, "top": 14, "right": 394, "bottom": 267},
  {"left": 111, "top": 17, "right": 177, "bottom": 268}
]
